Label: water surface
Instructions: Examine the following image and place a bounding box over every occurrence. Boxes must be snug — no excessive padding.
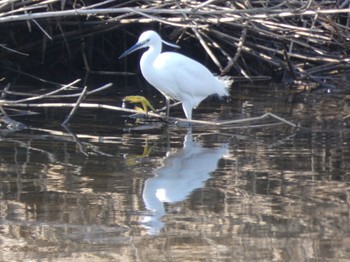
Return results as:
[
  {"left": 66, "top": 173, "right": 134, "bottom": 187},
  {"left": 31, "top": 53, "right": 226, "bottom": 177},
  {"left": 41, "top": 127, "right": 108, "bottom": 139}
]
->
[{"left": 1, "top": 78, "right": 350, "bottom": 261}]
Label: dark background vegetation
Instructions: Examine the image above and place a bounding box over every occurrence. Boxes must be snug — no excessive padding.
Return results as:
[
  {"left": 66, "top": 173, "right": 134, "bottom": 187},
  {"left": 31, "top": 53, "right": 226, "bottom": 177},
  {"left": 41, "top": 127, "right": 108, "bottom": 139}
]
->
[{"left": 0, "top": 0, "right": 349, "bottom": 88}]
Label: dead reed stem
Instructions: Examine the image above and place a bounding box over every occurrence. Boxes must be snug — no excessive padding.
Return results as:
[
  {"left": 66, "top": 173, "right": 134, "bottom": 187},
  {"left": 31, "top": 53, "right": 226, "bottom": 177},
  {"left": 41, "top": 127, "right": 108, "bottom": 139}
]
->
[
  {"left": 2, "top": 2, "right": 349, "bottom": 67},
  {"left": 1, "top": 0, "right": 349, "bottom": 104}
]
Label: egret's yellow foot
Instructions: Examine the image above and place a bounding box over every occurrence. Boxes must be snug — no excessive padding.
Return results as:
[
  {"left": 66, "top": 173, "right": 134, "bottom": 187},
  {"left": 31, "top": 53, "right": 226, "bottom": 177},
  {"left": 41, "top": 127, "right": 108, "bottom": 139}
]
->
[{"left": 123, "top": 95, "right": 155, "bottom": 113}]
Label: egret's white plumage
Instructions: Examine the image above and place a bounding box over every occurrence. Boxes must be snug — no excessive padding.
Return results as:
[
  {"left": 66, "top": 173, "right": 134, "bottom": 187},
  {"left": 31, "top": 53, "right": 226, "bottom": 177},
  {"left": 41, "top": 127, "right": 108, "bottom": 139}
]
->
[{"left": 119, "top": 30, "right": 229, "bottom": 120}]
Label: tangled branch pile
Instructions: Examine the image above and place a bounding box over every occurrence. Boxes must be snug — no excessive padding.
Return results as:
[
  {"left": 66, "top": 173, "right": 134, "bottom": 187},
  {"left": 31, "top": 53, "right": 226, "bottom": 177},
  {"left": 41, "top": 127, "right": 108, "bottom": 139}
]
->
[{"left": 0, "top": 0, "right": 349, "bottom": 87}]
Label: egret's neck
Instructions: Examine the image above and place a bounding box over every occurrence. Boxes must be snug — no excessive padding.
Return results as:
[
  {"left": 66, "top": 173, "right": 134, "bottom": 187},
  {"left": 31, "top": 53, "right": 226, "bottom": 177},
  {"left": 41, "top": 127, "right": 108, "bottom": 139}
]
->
[{"left": 140, "top": 44, "right": 162, "bottom": 76}]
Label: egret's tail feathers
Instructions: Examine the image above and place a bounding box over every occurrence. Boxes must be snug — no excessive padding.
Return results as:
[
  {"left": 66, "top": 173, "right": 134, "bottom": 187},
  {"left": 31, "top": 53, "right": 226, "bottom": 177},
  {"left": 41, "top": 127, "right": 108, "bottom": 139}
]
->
[
  {"left": 218, "top": 76, "right": 234, "bottom": 90},
  {"left": 215, "top": 75, "right": 233, "bottom": 97}
]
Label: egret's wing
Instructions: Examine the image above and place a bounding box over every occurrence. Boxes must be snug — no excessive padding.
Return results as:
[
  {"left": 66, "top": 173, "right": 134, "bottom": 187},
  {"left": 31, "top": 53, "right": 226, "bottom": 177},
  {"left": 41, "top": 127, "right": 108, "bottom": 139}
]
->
[{"left": 157, "top": 52, "right": 224, "bottom": 99}]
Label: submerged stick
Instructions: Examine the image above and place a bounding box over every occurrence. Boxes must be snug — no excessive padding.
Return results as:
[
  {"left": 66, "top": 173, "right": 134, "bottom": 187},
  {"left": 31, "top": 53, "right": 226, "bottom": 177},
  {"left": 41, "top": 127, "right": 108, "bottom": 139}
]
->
[
  {"left": 62, "top": 85, "right": 88, "bottom": 125},
  {"left": 61, "top": 124, "right": 89, "bottom": 156}
]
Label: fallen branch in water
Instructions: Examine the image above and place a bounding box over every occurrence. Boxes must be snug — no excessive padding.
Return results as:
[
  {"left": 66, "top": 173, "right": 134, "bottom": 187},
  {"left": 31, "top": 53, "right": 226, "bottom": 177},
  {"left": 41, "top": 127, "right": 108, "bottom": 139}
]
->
[
  {"left": 0, "top": 74, "right": 296, "bottom": 129},
  {"left": 0, "top": 79, "right": 82, "bottom": 104},
  {"left": 62, "top": 85, "right": 88, "bottom": 125},
  {"left": 0, "top": 80, "right": 114, "bottom": 130},
  {"left": 3, "top": 101, "right": 298, "bottom": 129}
]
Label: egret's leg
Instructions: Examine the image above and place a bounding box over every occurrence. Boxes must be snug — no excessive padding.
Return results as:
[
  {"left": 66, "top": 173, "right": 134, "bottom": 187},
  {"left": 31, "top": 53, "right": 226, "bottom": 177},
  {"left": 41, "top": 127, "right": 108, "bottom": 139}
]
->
[
  {"left": 181, "top": 102, "right": 193, "bottom": 120},
  {"left": 165, "top": 97, "right": 170, "bottom": 119},
  {"left": 174, "top": 102, "right": 193, "bottom": 127}
]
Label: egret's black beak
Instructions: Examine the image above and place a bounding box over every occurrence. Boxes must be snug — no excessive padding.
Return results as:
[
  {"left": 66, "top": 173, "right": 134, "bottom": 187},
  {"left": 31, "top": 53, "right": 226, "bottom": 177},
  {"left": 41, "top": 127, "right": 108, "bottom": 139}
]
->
[{"left": 119, "top": 41, "right": 146, "bottom": 59}]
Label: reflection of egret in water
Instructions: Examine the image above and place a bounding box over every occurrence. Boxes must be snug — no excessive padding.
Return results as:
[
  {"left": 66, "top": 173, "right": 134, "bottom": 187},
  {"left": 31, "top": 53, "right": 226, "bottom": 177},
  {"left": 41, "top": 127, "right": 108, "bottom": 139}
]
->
[{"left": 141, "top": 132, "right": 228, "bottom": 235}]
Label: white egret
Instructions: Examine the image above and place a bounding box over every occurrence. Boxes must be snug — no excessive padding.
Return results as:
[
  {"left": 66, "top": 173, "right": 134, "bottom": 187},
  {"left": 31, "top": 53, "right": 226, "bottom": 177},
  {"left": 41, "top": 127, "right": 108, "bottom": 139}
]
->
[{"left": 119, "top": 30, "right": 230, "bottom": 120}]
